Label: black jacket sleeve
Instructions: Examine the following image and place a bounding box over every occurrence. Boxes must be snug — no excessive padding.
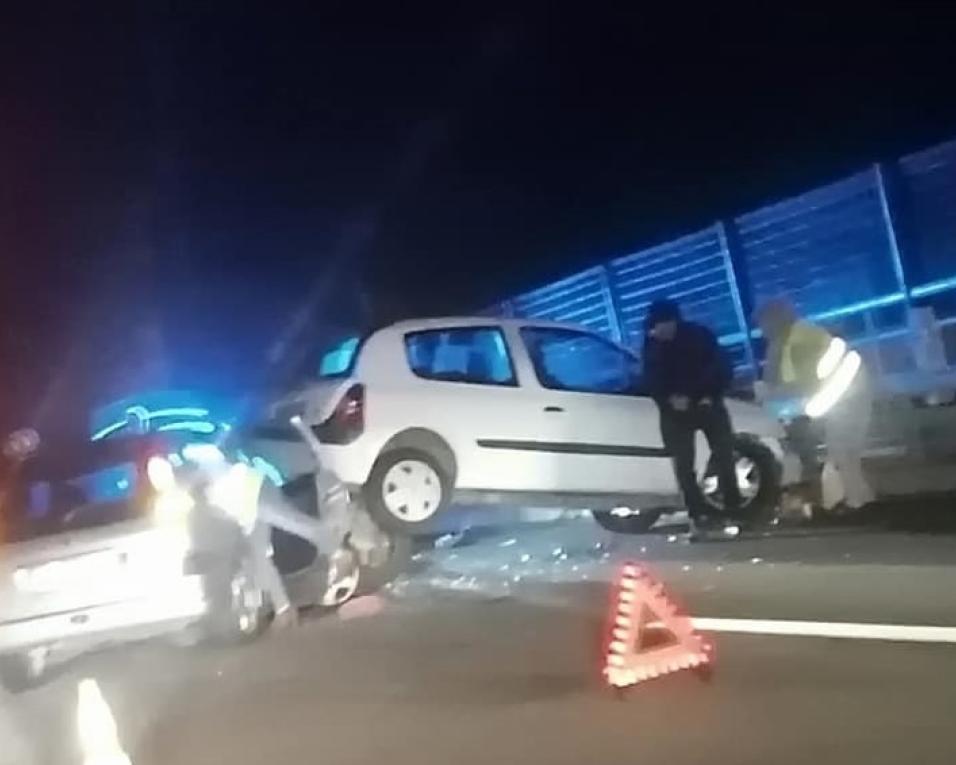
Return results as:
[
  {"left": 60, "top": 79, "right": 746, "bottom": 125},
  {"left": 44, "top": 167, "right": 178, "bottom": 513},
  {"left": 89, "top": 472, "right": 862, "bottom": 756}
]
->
[
  {"left": 693, "top": 325, "right": 732, "bottom": 399},
  {"left": 642, "top": 337, "right": 667, "bottom": 407}
]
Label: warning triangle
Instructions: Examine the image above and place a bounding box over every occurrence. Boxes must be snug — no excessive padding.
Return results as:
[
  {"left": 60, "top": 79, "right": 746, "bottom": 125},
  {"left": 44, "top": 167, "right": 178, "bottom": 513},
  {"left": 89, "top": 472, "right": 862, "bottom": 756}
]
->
[{"left": 602, "top": 563, "right": 713, "bottom": 689}]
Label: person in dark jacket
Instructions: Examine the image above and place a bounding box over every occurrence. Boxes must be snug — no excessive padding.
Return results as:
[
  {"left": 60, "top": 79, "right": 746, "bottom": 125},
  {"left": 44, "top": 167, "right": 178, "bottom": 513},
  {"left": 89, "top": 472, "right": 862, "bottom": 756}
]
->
[{"left": 643, "top": 299, "right": 741, "bottom": 535}]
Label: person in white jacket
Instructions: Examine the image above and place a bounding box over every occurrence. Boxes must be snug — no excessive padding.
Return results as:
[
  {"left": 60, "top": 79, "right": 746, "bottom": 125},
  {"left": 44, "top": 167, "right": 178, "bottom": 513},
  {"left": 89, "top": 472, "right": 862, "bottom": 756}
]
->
[{"left": 197, "top": 419, "right": 357, "bottom": 628}]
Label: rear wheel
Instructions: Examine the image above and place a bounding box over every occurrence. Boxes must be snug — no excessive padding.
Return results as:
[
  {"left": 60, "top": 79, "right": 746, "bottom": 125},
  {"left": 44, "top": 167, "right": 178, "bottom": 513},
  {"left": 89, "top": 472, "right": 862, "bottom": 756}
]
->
[
  {"left": 592, "top": 508, "right": 663, "bottom": 534},
  {"left": 700, "top": 435, "right": 781, "bottom": 524},
  {"left": 364, "top": 449, "right": 450, "bottom": 533}
]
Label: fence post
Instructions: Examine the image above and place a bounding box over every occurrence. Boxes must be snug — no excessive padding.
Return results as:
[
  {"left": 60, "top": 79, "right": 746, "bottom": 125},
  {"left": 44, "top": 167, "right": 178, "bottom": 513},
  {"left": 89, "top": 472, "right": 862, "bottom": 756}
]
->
[
  {"left": 715, "top": 221, "right": 757, "bottom": 375},
  {"left": 597, "top": 265, "right": 626, "bottom": 344},
  {"left": 874, "top": 163, "right": 911, "bottom": 304}
]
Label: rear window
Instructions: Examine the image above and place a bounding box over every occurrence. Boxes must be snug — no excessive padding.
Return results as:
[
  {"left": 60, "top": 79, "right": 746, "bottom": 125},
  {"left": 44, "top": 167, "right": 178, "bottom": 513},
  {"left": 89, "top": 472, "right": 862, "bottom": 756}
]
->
[
  {"left": 1, "top": 437, "right": 164, "bottom": 543},
  {"left": 404, "top": 327, "right": 516, "bottom": 386},
  {"left": 318, "top": 336, "right": 361, "bottom": 378},
  {"left": 4, "top": 464, "right": 143, "bottom": 543}
]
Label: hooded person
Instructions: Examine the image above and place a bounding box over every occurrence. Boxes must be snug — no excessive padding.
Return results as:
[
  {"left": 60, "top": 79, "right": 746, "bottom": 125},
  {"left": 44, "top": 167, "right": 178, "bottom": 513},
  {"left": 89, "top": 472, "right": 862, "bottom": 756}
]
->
[{"left": 642, "top": 299, "right": 741, "bottom": 538}]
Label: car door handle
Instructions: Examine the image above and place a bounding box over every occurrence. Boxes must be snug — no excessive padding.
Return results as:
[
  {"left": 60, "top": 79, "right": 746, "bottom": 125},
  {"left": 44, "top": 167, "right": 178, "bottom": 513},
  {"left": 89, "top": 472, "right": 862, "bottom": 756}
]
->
[{"left": 543, "top": 406, "right": 565, "bottom": 413}]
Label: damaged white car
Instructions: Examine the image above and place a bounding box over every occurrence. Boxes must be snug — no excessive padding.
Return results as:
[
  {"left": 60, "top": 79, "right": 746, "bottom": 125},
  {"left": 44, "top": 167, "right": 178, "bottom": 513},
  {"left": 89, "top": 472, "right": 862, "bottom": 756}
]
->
[{"left": 250, "top": 317, "right": 796, "bottom": 535}]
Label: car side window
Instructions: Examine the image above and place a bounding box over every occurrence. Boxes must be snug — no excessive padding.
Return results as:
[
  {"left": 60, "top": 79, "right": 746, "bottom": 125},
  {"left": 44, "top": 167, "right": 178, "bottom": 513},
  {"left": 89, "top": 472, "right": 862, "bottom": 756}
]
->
[
  {"left": 520, "top": 326, "right": 642, "bottom": 394},
  {"left": 404, "top": 327, "right": 517, "bottom": 386}
]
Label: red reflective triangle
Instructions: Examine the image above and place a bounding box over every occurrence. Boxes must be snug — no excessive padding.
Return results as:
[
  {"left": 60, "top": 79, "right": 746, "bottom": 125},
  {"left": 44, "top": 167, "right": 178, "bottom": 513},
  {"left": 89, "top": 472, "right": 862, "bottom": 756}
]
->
[{"left": 602, "top": 563, "right": 713, "bottom": 688}]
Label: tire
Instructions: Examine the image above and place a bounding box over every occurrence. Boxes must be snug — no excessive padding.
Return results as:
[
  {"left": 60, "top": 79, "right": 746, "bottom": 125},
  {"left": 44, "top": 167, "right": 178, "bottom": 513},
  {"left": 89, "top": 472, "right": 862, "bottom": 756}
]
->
[
  {"left": 0, "top": 651, "right": 47, "bottom": 694},
  {"left": 364, "top": 448, "right": 450, "bottom": 533},
  {"left": 592, "top": 508, "right": 663, "bottom": 534},
  {"left": 357, "top": 531, "right": 413, "bottom": 595},
  {"left": 700, "top": 435, "right": 781, "bottom": 524}
]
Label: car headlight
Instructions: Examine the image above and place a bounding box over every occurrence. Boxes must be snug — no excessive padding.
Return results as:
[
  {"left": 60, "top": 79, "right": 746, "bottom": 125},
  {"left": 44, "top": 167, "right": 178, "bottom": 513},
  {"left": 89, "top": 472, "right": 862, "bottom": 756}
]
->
[
  {"left": 153, "top": 488, "right": 195, "bottom": 525},
  {"left": 147, "top": 455, "right": 176, "bottom": 492}
]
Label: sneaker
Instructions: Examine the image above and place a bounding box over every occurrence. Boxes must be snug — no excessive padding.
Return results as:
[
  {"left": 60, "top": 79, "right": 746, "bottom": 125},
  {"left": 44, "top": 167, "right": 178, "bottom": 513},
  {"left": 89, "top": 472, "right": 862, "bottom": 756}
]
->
[
  {"left": 688, "top": 516, "right": 740, "bottom": 542},
  {"left": 721, "top": 522, "right": 741, "bottom": 539}
]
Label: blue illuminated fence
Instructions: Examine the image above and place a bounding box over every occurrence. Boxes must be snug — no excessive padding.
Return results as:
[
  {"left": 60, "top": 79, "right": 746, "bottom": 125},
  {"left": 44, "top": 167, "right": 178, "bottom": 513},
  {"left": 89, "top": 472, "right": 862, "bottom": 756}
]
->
[
  {"left": 506, "top": 267, "right": 621, "bottom": 339},
  {"left": 490, "top": 136, "right": 956, "bottom": 381}
]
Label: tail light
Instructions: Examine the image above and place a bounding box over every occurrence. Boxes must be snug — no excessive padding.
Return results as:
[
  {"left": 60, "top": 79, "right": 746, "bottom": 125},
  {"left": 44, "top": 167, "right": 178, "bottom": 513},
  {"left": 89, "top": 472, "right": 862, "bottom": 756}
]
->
[
  {"left": 146, "top": 455, "right": 176, "bottom": 493},
  {"left": 314, "top": 384, "right": 365, "bottom": 444}
]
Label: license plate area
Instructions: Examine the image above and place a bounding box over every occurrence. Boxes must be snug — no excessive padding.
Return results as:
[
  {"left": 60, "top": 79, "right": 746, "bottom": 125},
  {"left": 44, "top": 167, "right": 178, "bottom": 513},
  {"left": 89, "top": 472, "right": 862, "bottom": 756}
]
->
[{"left": 16, "top": 550, "right": 123, "bottom": 592}]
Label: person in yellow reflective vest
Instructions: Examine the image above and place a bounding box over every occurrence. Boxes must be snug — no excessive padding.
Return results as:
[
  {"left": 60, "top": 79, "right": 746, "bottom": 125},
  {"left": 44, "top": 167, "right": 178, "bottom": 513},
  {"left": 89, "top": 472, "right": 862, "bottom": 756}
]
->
[{"left": 755, "top": 298, "right": 875, "bottom": 512}]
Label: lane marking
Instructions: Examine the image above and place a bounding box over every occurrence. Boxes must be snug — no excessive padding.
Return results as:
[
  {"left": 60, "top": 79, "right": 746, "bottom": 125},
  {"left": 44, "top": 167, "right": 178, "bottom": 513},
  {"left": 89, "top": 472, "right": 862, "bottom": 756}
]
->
[
  {"left": 686, "top": 618, "right": 956, "bottom": 644},
  {"left": 77, "top": 678, "right": 132, "bottom": 765}
]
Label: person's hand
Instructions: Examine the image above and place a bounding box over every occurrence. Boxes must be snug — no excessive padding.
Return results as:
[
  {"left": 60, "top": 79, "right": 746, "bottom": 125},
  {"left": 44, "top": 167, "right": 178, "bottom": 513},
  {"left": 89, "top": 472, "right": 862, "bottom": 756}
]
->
[{"left": 669, "top": 395, "right": 690, "bottom": 411}]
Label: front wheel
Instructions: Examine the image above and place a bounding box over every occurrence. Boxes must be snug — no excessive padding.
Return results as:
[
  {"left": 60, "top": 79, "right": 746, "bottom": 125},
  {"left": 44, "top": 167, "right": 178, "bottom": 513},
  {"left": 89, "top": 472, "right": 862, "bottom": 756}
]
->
[
  {"left": 592, "top": 508, "right": 663, "bottom": 534},
  {"left": 364, "top": 449, "right": 450, "bottom": 533},
  {"left": 700, "top": 435, "right": 781, "bottom": 523}
]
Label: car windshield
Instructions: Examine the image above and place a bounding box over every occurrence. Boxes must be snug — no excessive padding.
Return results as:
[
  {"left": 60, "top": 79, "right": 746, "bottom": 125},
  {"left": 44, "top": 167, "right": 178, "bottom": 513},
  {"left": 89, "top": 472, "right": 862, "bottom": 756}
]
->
[{"left": 0, "top": 438, "right": 159, "bottom": 543}]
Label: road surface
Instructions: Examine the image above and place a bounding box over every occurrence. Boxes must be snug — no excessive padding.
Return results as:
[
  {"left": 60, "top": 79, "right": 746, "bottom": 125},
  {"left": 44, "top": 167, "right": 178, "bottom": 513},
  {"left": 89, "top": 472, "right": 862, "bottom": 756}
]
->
[{"left": 3, "top": 516, "right": 956, "bottom": 764}]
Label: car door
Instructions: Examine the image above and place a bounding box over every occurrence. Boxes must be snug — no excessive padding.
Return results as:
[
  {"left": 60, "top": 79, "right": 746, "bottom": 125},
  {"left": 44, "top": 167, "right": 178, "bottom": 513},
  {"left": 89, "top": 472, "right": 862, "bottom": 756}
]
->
[
  {"left": 373, "top": 324, "right": 560, "bottom": 493},
  {"left": 505, "top": 324, "right": 679, "bottom": 496}
]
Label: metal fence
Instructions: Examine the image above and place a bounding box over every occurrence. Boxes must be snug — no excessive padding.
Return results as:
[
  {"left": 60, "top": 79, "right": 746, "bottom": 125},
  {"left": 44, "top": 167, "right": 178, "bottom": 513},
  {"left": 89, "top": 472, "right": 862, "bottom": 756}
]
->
[{"left": 489, "top": 137, "right": 956, "bottom": 385}]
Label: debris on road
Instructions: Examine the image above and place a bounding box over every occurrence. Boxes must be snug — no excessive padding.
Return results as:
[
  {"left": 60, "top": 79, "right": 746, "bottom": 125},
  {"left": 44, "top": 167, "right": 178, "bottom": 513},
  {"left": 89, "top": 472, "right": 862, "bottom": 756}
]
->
[
  {"left": 338, "top": 595, "right": 387, "bottom": 620},
  {"left": 434, "top": 532, "right": 466, "bottom": 549}
]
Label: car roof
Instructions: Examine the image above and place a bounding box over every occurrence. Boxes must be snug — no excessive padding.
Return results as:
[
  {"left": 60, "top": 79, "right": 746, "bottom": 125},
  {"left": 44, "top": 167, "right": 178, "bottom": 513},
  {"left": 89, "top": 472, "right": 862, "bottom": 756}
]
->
[{"left": 381, "top": 316, "right": 593, "bottom": 335}]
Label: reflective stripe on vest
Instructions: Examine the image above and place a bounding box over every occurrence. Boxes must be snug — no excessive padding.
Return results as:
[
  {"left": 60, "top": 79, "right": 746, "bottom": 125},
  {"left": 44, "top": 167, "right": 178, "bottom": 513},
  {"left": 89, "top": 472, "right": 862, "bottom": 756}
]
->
[
  {"left": 778, "top": 322, "right": 862, "bottom": 418},
  {"left": 805, "top": 340, "right": 862, "bottom": 418}
]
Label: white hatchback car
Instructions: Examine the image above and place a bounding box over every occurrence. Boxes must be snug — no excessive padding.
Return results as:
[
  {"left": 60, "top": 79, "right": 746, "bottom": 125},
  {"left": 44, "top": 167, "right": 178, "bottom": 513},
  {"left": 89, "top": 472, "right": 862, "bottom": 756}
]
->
[{"left": 250, "top": 317, "right": 793, "bottom": 534}]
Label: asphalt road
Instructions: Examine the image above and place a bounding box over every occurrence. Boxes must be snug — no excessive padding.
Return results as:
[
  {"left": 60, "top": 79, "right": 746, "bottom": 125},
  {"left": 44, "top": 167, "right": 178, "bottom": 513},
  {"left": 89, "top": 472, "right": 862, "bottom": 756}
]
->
[{"left": 3, "top": 517, "right": 956, "bottom": 765}]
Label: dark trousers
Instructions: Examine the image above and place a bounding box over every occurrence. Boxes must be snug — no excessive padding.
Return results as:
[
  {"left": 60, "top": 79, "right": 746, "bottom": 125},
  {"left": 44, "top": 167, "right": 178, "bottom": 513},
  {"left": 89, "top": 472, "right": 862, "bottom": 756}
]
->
[{"left": 660, "top": 401, "right": 741, "bottom": 520}]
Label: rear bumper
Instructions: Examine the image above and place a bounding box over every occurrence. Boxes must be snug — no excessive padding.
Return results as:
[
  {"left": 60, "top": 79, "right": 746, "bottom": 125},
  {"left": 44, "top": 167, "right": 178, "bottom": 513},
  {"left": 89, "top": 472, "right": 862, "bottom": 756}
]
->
[{"left": 0, "top": 575, "right": 208, "bottom": 654}]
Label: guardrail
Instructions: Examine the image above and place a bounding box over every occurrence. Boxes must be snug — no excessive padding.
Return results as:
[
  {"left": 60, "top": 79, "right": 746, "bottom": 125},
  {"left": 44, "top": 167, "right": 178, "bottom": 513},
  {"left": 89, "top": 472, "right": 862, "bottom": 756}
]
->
[{"left": 488, "top": 137, "right": 956, "bottom": 392}]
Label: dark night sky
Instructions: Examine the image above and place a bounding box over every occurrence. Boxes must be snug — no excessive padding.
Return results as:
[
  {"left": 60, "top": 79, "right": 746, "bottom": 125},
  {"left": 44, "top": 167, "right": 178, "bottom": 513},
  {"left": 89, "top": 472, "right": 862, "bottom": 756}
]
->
[{"left": 3, "top": 3, "right": 956, "bottom": 430}]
